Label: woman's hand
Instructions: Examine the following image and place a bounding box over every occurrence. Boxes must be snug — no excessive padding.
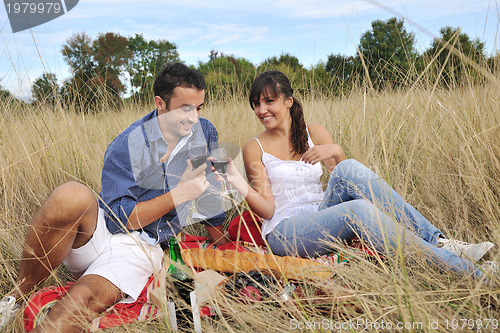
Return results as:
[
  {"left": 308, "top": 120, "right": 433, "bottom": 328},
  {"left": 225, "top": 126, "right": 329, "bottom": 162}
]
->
[
  {"left": 301, "top": 144, "right": 346, "bottom": 165},
  {"left": 305, "top": 123, "right": 347, "bottom": 173},
  {"left": 209, "top": 157, "right": 248, "bottom": 195}
]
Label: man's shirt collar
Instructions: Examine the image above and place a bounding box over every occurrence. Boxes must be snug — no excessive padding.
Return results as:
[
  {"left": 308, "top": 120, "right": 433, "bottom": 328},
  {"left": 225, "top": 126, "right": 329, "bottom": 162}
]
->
[{"left": 147, "top": 109, "right": 194, "bottom": 165}]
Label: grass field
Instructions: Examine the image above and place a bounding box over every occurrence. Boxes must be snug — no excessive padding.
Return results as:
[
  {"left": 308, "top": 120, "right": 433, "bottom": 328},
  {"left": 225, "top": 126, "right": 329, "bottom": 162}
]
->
[{"left": 0, "top": 79, "right": 499, "bottom": 331}]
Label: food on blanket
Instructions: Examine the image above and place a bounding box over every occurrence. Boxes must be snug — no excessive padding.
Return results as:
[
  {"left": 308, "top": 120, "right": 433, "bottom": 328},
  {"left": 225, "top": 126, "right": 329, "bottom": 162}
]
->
[
  {"left": 223, "top": 271, "right": 279, "bottom": 302},
  {"left": 181, "top": 248, "right": 331, "bottom": 280},
  {"left": 239, "top": 286, "right": 262, "bottom": 302}
]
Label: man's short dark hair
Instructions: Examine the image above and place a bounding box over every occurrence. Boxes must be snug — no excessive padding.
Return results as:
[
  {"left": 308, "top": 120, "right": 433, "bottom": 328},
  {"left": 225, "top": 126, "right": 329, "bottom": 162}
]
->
[{"left": 153, "top": 63, "right": 206, "bottom": 110}]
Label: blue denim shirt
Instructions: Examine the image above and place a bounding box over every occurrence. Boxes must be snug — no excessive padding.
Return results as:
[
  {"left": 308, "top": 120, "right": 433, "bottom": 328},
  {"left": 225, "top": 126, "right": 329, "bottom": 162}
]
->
[{"left": 99, "top": 109, "right": 225, "bottom": 245}]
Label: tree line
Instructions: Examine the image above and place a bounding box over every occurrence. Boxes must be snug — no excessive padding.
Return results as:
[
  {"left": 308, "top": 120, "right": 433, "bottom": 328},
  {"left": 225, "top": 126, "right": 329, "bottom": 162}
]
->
[{"left": 3, "top": 17, "right": 498, "bottom": 111}]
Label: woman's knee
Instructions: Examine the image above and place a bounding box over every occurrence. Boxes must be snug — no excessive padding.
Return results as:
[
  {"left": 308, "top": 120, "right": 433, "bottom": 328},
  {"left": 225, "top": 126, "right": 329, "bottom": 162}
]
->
[
  {"left": 332, "top": 159, "right": 378, "bottom": 183},
  {"left": 343, "top": 199, "right": 379, "bottom": 221}
]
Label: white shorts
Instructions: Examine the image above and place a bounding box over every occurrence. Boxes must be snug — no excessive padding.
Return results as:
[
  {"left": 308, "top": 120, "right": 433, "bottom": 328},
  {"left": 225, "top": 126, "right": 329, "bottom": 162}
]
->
[{"left": 63, "top": 208, "right": 164, "bottom": 301}]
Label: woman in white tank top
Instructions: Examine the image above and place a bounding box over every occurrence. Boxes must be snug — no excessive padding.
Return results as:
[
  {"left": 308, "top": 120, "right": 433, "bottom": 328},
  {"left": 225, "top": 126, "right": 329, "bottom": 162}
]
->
[{"left": 219, "top": 71, "right": 495, "bottom": 280}]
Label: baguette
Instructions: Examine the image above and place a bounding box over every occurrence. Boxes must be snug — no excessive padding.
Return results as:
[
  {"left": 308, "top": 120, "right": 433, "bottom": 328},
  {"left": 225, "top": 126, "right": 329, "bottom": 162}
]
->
[{"left": 181, "top": 248, "right": 331, "bottom": 280}]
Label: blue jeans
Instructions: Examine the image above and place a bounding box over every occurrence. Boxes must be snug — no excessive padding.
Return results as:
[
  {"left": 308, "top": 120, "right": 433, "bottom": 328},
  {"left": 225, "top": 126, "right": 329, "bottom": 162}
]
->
[{"left": 266, "top": 159, "right": 479, "bottom": 277}]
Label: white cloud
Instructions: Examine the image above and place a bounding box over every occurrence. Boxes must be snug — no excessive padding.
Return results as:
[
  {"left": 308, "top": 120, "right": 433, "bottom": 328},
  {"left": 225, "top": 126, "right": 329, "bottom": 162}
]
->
[
  {"left": 187, "top": 23, "right": 270, "bottom": 46},
  {"left": 270, "top": 0, "right": 493, "bottom": 25},
  {"left": 270, "top": 0, "right": 380, "bottom": 19}
]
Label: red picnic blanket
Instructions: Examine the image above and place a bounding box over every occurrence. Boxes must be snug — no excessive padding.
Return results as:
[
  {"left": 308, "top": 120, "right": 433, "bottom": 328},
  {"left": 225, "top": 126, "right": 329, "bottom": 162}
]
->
[{"left": 23, "top": 210, "right": 372, "bottom": 331}]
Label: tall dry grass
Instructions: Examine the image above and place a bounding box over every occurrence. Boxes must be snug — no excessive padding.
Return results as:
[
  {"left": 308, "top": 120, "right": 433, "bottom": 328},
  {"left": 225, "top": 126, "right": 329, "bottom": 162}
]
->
[{"left": 0, "top": 76, "right": 499, "bottom": 332}]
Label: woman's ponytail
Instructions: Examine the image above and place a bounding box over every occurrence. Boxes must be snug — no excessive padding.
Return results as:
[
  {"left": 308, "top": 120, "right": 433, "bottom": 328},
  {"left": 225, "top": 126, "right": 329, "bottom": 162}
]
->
[{"left": 289, "top": 97, "right": 308, "bottom": 155}]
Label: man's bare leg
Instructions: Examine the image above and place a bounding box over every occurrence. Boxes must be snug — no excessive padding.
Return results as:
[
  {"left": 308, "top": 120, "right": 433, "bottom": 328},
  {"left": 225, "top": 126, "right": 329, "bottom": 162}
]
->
[
  {"left": 12, "top": 181, "right": 99, "bottom": 299},
  {"left": 31, "top": 274, "right": 122, "bottom": 333}
]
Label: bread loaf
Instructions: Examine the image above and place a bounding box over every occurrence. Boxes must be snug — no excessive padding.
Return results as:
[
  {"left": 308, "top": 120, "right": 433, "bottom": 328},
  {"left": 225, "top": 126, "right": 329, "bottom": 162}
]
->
[{"left": 181, "top": 248, "right": 331, "bottom": 280}]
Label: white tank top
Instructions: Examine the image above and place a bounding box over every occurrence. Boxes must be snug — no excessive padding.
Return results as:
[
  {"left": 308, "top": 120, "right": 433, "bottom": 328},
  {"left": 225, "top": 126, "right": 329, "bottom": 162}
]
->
[{"left": 254, "top": 135, "right": 324, "bottom": 237}]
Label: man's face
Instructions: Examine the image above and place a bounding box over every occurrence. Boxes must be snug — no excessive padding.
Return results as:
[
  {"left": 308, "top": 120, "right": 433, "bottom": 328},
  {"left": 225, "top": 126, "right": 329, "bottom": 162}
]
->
[{"left": 156, "top": 86, "right": 205, "bottom": 141}]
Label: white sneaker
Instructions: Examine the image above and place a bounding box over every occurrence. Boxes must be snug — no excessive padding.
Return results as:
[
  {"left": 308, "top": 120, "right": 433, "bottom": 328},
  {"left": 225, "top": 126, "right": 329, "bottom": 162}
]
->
[
  {"left": 0, "top": 296, "right": 20, "bottom": 330},
  {"left": 479, "top": 261, "right": 498, "bottom": 287},
  {"left": 437, "top": 238, "right": 495, "bottom": 262}
]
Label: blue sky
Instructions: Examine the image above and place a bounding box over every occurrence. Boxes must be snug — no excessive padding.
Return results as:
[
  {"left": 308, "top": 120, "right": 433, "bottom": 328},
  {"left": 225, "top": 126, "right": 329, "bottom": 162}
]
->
[{"left": 1, "top": 0, "right": 498, "bottom": 100}]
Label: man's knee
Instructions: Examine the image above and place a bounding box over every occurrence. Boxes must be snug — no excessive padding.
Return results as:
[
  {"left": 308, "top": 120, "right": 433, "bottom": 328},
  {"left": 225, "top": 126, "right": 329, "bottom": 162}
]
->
[
  {"left": 37, "top": 277, "right": 121, "bottom": 331},
  {"left": 64, "top": 278, "right": 121, "bottom": 313},
  {"left": 42, "top": 182, "right": 98, "bottom": 224},
  {"left": 51, "top": 181, "right": 96, "bottom": 207}
]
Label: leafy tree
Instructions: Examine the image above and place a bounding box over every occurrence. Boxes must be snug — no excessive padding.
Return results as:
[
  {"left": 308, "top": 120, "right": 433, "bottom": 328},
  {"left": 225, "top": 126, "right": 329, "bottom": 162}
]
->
[
  {"left": 62, "top": 32, "right": 94, "bottom": 74},
  {"left": 61, "top": 32, "right": 132, "bottom": 111},
  {"left": 31, "top": 73, "right": 58, "bottom": 104},
  {"left": 198, "top": 51, "right": 255, "bottom": 97},
  {"left": 325, "top": 54, "right": 361, "bottom": 94},
  {"left": 259, "top": 53, "right": 304, "bottom": 72},
  {"left": 0, "top": 84, "right": 25, "bottom": 110},
  {"left": 305, "top": 62, "right": 332, "bottom": 97},
  {"left": 92, "top": 32, "right": 132, "bottom": 103},
  {"left": 258, "top": 53, "right": 307, "bottom": 94},
  {"left": 487, "top": 52, "right": 500, "bottom": 75},
  {"left": 127, "top": 34, "right": 180, "bottom": 100},
  {"left": 61, "top": 32, "right": 99, "bottom": 111},
  {"left": 0, "top": 85, "right": 12, "bottom": 100},
  {"left": 326, "top": 54, "right": 353, "bottom": 80},
  {"left": 423, "top": 26, "right": 486, "bottom": 86},
  {"left": 358, "top": 17, "right": 418, "bottom": 88}
]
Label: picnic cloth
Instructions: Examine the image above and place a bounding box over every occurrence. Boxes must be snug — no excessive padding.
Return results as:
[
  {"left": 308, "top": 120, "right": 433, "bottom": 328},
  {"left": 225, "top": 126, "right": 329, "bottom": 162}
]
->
[{"left": 23, "top": 210, "right": 362, "bottom": 331}]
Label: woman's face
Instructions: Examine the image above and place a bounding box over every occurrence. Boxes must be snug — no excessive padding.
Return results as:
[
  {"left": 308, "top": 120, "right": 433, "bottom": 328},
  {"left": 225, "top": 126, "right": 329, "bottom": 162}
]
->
[{"left": 253, "top": 90, "right": 293, "bottom": 130}]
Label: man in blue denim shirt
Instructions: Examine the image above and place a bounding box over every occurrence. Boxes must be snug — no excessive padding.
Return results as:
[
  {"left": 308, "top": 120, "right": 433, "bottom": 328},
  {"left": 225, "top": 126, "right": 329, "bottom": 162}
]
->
[
  {"left": 100, "top": 80, "right": 226, "bottom": 245},
  {"left": 1, "top": 63, "right": 228, "bottom": 331}
]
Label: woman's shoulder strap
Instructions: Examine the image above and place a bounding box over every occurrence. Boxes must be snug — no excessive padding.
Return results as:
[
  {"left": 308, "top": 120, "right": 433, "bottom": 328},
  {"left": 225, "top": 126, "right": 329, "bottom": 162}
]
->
[
  {"left": 305, "top": 124, "right": 314, "bottom": 147},
  {"left": 253, "top": 137, "right": 265, "bottom": 153}
]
